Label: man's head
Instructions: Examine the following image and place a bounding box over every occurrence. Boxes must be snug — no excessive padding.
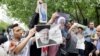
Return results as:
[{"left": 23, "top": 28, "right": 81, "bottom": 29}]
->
[
  {"left": 39, "top": 28, "right": 49, "bottom": 44},
  {"left": 96, "top": 25, "right": 100, "bottom": 37},
  {"left": 9, "top": 24, "right": 23, "bottom": 40},
  {"left": 70, "top": 19, "right": 75, "bottom": 26},
  {"left": 88, "top": 21, "right": 95, "bottom": 29},
  {"left": 65, "top": 21, "right": 71, "bottom": 29}
]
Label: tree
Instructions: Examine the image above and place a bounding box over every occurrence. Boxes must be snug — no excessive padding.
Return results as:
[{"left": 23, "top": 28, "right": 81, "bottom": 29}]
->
[{"left": 0, "top": 0, "right": 100, "bottom": 25}]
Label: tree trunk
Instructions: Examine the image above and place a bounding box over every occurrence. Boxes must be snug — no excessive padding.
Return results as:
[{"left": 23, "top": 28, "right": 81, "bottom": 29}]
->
[{"left": 76, "top": 2, "right": 85, "bottom": 24}]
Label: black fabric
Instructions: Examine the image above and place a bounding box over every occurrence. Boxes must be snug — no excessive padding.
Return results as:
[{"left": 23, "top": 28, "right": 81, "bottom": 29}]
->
[
  {"left": 66, "top": 52, "right": 78, "bottom": 56},
  {"left": 30, "top": 42, "right": 41, "bottom": 56},
  {"left": 0, "top": 33, "right": 8, "bottom": 45},
  {"left": 29, "top": 13, "right": 39, "bottom": 29},
  {"left": 29, "top": 13, "right": 41, "bottom": 56},
  {"left": 78, "top": 49, "right": 85, "bottom": 56},
  {"left": 84, "top": 41, "right": 96, "bottom": 56}
]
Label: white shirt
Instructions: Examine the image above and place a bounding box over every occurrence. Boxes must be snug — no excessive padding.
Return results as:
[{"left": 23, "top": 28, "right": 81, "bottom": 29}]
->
[{"left": 76, "top": 33, "right": 85, "bottom": 50}]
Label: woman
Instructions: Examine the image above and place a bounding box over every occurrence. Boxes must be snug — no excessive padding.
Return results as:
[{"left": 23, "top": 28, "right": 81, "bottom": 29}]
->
[{"left": 76, "top": 27, "right": 85, "bottom": 56}]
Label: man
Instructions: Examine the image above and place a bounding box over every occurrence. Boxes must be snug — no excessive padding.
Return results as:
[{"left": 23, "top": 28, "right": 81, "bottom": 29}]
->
[
  {"left": 64, "top": 23, "right": 81, "bottom": 56},
  {"left": 37, "top": 28, "right": 56, "bottom": 48},
  {"left": 95, "top": 25, "right": 100, "bottom": 56},
  {"left": 56, "top": 21, "right": 71, "bottom": 56},
  {"left": 84, "top": 21, "right": 96, "bottom": 42},
  {"left": 89, "top": 25, "right": 100, "bottom": 56},
  {"left": 9, "top": 24, "right": 36, "bottom": 56},
  {"left": 84, "top": 21, "right": 96, "bottom": 56},
  {"left": 76, "top": 27, "right": 85, "bottom": 56}
]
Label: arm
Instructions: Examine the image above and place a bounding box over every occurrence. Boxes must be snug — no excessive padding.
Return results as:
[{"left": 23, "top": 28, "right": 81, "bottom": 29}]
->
[
  {"left": 29, "top": 0, "right": 43, "bottom": 29},
  {"left": 89, "top": 47, "right": 96, "bottom": 56},
  {"left": 68, "top": 23, "right": 77, "bottom": 33},
  {"left": 13, "top": 27, "right": 36, "bottom": 54},
  {"left": 47, "top": 12, "right": 59, "bottom": 25}
]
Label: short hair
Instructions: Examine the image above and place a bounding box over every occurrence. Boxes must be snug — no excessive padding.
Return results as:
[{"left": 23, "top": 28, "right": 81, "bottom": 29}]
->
[
  {"left": 7, "top": 24, "right": 19, "bottom": 34},
  {"left": 88, "top": 21, "right": 94, "bottom": 24},
  {"left": 70, "top": 19, "right": 75, "bottom": 23},
  {"left": 65, "top": 20, "right": 70, "bottom": 24},
  {"left": 78, "top": 27, "right": 84, "bottom": 30},
  {"left": 10, "top": 24, "right": 19, "bottom": 29}
]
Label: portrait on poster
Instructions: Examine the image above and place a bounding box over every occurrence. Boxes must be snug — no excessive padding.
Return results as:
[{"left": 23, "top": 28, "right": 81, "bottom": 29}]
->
[
  {"left": 35, "top": 25, "right": 63, "bottom": 48},
  {"left": 39, "top": 3, "right": 47, "bottom": 23}
]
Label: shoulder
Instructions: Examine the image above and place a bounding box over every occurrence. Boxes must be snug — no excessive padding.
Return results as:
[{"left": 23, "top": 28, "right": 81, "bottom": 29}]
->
[
  {"left": 94, "top": 28, "right": 96, "bottom": 31},
  {"left": 85, "top": 28, "right": 89, "bottom": 31}
]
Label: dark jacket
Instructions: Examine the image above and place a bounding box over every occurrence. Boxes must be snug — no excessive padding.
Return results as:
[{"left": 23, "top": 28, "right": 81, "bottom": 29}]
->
[{"left": 29, "top": 13, "right": 41, "bottom": 56}]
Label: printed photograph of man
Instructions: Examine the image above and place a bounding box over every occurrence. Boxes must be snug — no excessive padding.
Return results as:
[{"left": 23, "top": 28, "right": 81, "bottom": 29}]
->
[
  {"left": 37, "top": 28, "right": 56, "bottom": 47},
  {"left": 36, "top": 25, "right": 56, "bottom": 48},
  {"left": 39, "top": 3, "right": 47, "bottom": 23}
]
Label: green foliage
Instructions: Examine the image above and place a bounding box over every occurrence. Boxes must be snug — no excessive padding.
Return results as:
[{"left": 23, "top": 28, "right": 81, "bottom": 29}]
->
[
  {"left": 0, "top": 0, "right": 100, "bottom": 25},
  {"left": 0, "top": 0, "right": 37, "bottom": 24},
  {"left": 0, "top": 21, "right": 9, "bottom": 31}
]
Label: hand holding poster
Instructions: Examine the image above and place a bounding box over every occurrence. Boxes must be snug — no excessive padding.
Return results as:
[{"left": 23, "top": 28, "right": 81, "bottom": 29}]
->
[{"left": 35, "top": 24, "right": 63, "bottom": 48}]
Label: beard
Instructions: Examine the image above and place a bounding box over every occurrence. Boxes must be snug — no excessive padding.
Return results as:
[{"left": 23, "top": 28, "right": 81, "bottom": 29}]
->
[{"left": 40, "top": 39, "right": 49, "bottom": 44}]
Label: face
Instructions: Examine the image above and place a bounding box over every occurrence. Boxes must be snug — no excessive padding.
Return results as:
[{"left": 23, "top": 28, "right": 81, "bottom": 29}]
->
[
  {"left": 66, "top": 22, "right": 71, "bottom": 29},
  {"left": 71, "top": 21, "right": 74, "bottom": 25},
  {"left": 89, "top": 22, "right": 94, "bottom": 28},
  {"left": 39, "top": 29, "right": 49, "bottom": 44},
  {"left": 96, "top": 26, "right": 100, "bottom": 37},
  {"left": 60, "top": 19, "right": 65, "bottom": 25},
  {"left": 13, "top": 26, "right": 23, "bottom": 39},
  {"left": 59, "top": 19, "right": 65, "bottom": 29},
  {"left": 78, "top": 28, "right": 83, "bottom": 33},
  {"left": 72, "top": 27, "right": 78, "bottom": 33}
]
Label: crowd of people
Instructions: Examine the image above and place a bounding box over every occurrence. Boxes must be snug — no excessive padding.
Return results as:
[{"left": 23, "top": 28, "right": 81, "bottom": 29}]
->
[{"left": 0, "top": 0, "right": 100, "bottom": 56}]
